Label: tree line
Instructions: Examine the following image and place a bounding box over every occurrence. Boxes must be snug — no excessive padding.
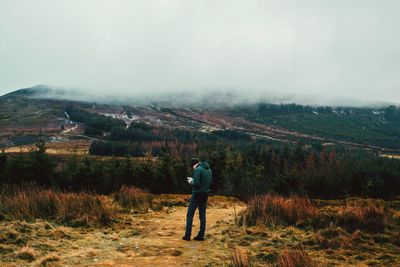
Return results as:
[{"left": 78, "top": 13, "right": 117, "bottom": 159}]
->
[{"left": 1, "top": 140, "right": 399, "bottom": 200}]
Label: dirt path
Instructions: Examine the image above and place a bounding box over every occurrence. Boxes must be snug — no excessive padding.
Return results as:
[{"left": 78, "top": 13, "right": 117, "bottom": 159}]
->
[
  {"left": 52, "top": 200, "right": 245, "bottom": 267},
  {"left": 61, "top": 124, "right": 79, "bottom": 134},
  {"left": 110, "top": 206, "right": 241, "bottom": 266}
]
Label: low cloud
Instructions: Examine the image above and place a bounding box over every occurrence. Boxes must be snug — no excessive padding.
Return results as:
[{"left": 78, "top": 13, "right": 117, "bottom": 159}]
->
[{"left": 0, "top": 1, "right": 399, "bottom": 105}]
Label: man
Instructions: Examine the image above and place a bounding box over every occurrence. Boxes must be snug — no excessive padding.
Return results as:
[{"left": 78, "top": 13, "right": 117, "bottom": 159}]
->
[{"left": 182, "top": 158, "right": 213, "bottom": 241}]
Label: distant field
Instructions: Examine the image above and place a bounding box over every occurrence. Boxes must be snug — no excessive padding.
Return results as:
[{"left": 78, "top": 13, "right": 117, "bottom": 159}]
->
[
  {"left": 380, "top": 154, "right": 400, "bottom": 160},
  {"left": 3, "top": 140, "right": 91, "bottom": 155}
]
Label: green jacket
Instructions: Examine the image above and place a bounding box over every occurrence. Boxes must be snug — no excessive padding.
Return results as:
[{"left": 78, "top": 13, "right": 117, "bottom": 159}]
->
[{"left": 192, "top": 162, "right": 213, "bottom": 194}]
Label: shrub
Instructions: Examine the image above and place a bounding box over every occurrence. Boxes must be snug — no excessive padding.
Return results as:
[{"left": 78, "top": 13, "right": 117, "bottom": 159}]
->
[
  {"left": 57, "top": 192, "right": 115, "bottom": 226},
  {"left": 337, "top": 199, "right": 391, "bottom": 232},
  {"left": 278, "top": 249, "right": 318, "bottom": 267},
  {"left": 0, "top": 187, "right": 116, "bottom": 227},
  {"left": 115, "top": 186, "right": 153, "bottom": 210},
  {"left": 241, "top": 194, "right": 319, "bottom": 227}
]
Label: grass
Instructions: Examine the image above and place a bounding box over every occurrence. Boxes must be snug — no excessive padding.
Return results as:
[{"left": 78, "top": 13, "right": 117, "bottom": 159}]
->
[
  {"left": 115, "top": 185, "right": 154, "bottom": 211},
  {"left": 240, "top": 195, "right": 392, "bottom": 233},
  {"left": 16, "top": 246, "right": 36, "bottom": 261},
  {"left": 337, "top": 199, "right": 391, "bottom": 232},
  {"left": 0, "top": 192, "right": 399, "bottom": 266},
  {"left": 0, "top": 186, "right": 116, "bottom": 227},
  {"left": 230, "top": 196, "right": 400, "bottom": 266},
  {"left": 151, "top": 194, "right": 243, "bottom": 208},
  {"left": 240, "top": 194, "right": 319, "bottom": 227},
  {"left": 230, "top": 247, "right": 252, "bottom": 267},
  {"left": 278, "top": 249, "right": 318, "bottom": 267},
  {"left": 38, "top": 253, "right": 61, "bottom": 266}
]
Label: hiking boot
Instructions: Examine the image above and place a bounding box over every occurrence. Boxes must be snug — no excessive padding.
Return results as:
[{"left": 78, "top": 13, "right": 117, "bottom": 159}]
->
[
  {"left": 182, "top": 236, "right": 190, "bottom": 241},
  {"left": 193, "top": 236, "right": 204, "bottom": 241}
]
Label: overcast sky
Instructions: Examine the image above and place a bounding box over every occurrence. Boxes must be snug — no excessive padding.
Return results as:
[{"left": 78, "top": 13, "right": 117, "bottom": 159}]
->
[{"left": 0, "top": 0, "right": 399, "bottom": 104}]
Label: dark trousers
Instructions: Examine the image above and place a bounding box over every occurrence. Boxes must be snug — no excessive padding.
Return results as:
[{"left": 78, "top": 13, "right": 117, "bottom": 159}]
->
[{"left": 184, "top": 193, "right": 208, "bottom": 238}]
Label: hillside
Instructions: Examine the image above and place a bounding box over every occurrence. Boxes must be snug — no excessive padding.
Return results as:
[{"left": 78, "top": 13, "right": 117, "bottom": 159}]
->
[
  {"left": 226, "top": 103, "right": 400, "bottom": 150},
  {"left": 1, "top": 85, "right": 400, "bottom": 154}
]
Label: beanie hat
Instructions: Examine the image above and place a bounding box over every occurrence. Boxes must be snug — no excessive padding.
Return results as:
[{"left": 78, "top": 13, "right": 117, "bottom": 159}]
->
[{"left": 191, "top": 158, "right": 200, "bottom": 167}]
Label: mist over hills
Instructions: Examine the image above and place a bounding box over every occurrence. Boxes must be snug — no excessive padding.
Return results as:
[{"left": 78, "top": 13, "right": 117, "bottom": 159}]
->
[{"left": 1, "top": 84, "right": 395, "bottom": 108}]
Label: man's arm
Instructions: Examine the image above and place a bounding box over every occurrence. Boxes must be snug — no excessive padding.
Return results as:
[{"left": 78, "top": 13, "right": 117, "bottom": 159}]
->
[{"left": 192, "top": 167, "right": 201, "bottom": 189}]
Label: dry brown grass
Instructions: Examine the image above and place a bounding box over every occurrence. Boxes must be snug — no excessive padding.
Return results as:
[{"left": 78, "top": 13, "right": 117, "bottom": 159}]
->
[
  {"left": 230, "top": 247, "right": 252, "bottom": 267},
  {"left": 16, "top": 246, "right": 36, "bottom": 261},
  {"left": 153, "top": 194, "right": 190, "bottom": 207},
  {"left": 115, "top": 186, "right": 153, "bottom": 210},
  {"left": 393, "top": 231, "right": 400, "bottom": 246},
  {"left": 337, "top": 199, "right": 391, "bottom": 232},
  {"left": 0, "top": 194, "right": 398, "bottom": 266},
  {"left": 50, "top": 226, "right": 73, "bottom": 239},
  {"left": 208, "top": 195, "right": 243, "bottom": 208},
  {"left": 278, "top": 249, "right": 318, "bottom": 267},
  {"left": 0, "top": 187, "right": 116, "bottom": 227},
  {"left": 241, "top": 194, "right": 319, "bottom": 227},
  {"left": 38, "top": 253, "right": 61, "bottom": 266},
  {"left": 152, "top": 194, "right": 243, "bottom": 209}
]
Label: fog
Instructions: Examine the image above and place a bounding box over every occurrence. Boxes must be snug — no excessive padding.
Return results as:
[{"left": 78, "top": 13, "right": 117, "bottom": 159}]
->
[{"left": 1, "top": 0, "right": 400, "bottom": 105}]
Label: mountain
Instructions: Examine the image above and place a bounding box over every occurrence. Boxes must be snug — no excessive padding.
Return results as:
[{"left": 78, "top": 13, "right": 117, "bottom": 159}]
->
[{"left": 1, "top": 85, "right": 400, "bottom": 152}]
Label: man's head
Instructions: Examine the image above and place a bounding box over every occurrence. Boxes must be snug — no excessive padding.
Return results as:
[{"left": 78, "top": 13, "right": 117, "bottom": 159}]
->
[{"left": 191, "top": 158, "right": 200, "bottom": 168}]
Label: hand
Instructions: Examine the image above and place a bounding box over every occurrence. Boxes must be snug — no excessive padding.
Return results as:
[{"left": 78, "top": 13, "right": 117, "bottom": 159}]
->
[{"left": 187, "top": 177, "right": 193, "bottom": 185}]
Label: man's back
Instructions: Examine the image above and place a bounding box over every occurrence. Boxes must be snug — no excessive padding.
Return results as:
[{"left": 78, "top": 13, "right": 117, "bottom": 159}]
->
[{"left": 192, "top": 162, "right": 213, "bottom": 194}]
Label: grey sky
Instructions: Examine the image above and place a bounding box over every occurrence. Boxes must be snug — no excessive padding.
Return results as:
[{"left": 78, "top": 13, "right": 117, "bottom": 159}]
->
[{"left": 1, "top": 0, "right": 399, "bottom": 104}]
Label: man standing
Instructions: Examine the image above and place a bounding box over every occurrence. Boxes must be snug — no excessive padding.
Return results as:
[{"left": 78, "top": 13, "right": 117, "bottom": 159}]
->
[{"left": 183, "top": 158, "right": 213, "bottom": 241}]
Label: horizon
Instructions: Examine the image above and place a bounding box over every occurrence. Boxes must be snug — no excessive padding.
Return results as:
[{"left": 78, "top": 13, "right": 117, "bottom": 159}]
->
[{"left": 0, "top": 84, "right": 397, "bottom": 108}]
